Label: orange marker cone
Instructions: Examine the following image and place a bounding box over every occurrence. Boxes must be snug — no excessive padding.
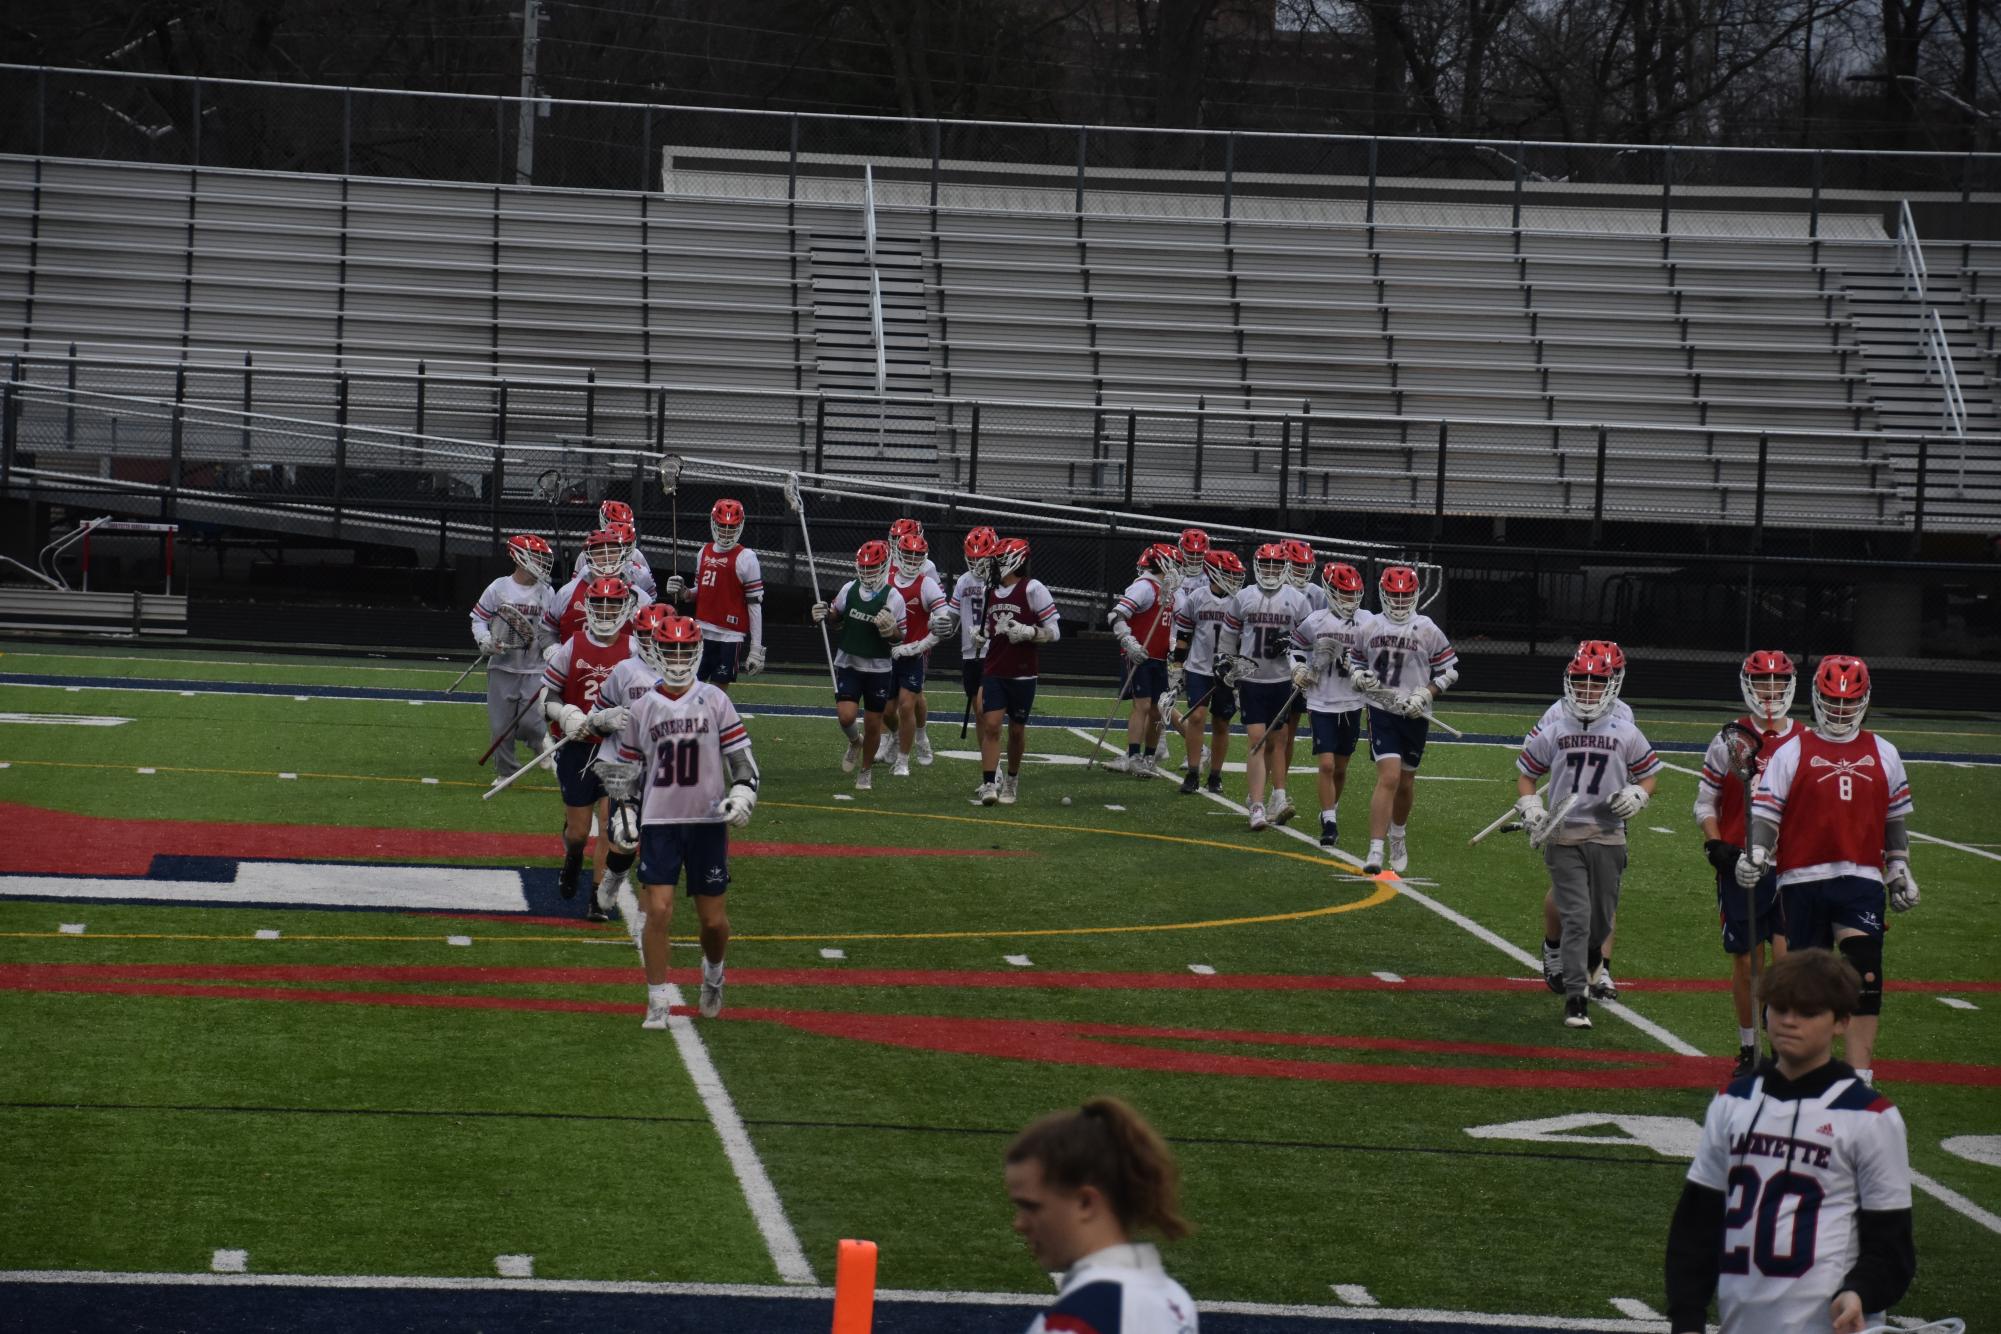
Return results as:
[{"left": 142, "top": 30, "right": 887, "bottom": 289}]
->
[{"left": 830, "top": 1237, "right": 878, "bottom": 1334}]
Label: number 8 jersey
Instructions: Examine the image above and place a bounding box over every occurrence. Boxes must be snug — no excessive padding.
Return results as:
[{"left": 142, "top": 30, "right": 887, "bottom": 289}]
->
[{"left": 615, "top": 681, "right": 751, "bottom": 825}]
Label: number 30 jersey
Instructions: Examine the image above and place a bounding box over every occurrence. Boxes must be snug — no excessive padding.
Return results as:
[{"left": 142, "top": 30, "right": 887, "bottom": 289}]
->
[
  {"left": 1516, "top": 707, "right": 1661, "bottom": 845},
  {"left": 615, "top": 682, "right": 751, "bottom": 825}
]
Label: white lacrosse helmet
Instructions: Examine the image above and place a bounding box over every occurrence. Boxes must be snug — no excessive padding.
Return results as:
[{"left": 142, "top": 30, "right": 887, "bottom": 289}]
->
[
  {"left": 1251, "top": 543, "right": 1288, "bottom": 593},
  {"left": 1811, "top": 655, "right": 1870, "bottom": 740},
  {"left": 506, "top": 533, "right": 554, "bottom": 583},
  {"left": 582, "top": 576, "right": 635, "bottom": 640}
]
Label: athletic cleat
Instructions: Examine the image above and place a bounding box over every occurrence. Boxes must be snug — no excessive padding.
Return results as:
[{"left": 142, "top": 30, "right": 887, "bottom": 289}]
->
[
  {"left": 1179, "top": 770, "right": 1200, "bottom": 795},
  {"left": 1541, "top": 941, "right": 1564, "bottom": 995},
  {"left": 1731, "top": 1044, "right": 1759, "bottom": 1078},
  {"left": 641, "top": 999, "right": 670, "bottom": 1030},
  {"left": 976, "top": 781, "right": 1000, "bottom": 806},
  {"left": 559, "top": 846, "right": 585, "bottom": 900},
  {"left": 1564, "top": 996, "right": 1592, "bottom": 1029},
  {"left": 1248, "top": 803, "right": 1269, "bottom": 832},
  {"left": 1388, "top": 832, "right": 1409, "bottom": 873},
  {"left": 1271, "top": 793, "right": 1297, "bottom": 826},
  {"left": 698, "top": 974, "right": 725, "bottom": 1019},
  {"left": 1136, "top": 754, "right": 1160, "bottom": 778},
  {"left": 840, "top": 738, "right": 863, "bottom": 773},
  {"left": 1319, "top": 818, "right": 1338, "bottom": 848},
  {"left": 913, "top": 732, "right": 934, "bottom": 766},
  {"left": 1103, "top": 753, "right": 1135, "bottom": 774},
  {"left": 891, "top": 755, "right": 911, "bottom": 777},
  {"left": 1588, "top": 964, "right": 1618, "bottom": 1001},
  {"left": 1205, "top": 773, "right": 1224, "bottom": 794},
  {"left": 587, "top": 881, "right": 613, "bottom": 922},
  {"left": 875, "top": 733, "right": 896, "bottom": 764},
  {"left": 998, "top": 774, "right": 1019, "bottom": 805},
  {"left": 1363, "top": 852, "right": 1383, "bottom": 875},
  {"left": 855, "top": 768, "right": 873, "bottom": 791}
]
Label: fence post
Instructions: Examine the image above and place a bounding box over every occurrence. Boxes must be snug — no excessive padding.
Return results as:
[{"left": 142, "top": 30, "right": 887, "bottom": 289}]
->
[
  {"left": 1511, "top": 144, "right": 1524, "bottom": 232},
  {"left": 1433, "top": 419, "right": 1448, "bottom": 538},
  {"left": 34, "top": 68, "right": 46, "bottom": 156},
  {"left": 492, "top": 382, "right": 508, "bottom": 555},
  {"left": 495, "top": 96, "right": 508, "bottom": 184},
  {"left": 583, "top": 369, "right": 597, "bottom": 442},
  {"left": 1752, "top": 431, "right": 1769, "bottom": 553},
  {"left": 1910, "top": 435, "right": 1929, "bottom": 557},
  {"left": 343, "top": 87, "right": 354, "bottom": 175},
  {"left": 65, "top": 341, "right": 76, "bottom": 443},
  {"left": 1, "top": 360, "right": 17, "bottom": 501},
  {"left": 240, "top": 352, "right": 253, "bottom": 456},
  {"left": 1527, "top": 551, "right": 1540, "bottom": 656},
  {"left": 1365, "top": 138, "right": 1378, "bottom": 235},
  {"left": 813, "top": 397, "right": 827, "bottom": 475},
  {"left": 1659, "top": 145, "right": 1673, "bottom": 238},
  {"left": 968, "top": 401, "right": 981, "bottom": 493},
  {"left": 639, "top": 106, "right": 653, "bottom": 192},
  {"left": 1278, "top": 415, "right": 1293, "bottom": 525},
  {"left": 332, "top": 374, "right": 349, "bottom": 540},
  {"left": 788, "top": 114, "right": 800, "bottom": 198},
  {"left": 1590, "top": 424, "right": 1607, "bottom": 543},
  {"left": 1298, "top": 398, "right": 1312, "bottom": 474},
  {"left": 653, "top": 385, "right": 666, "bottom": 456},
  {"left": 1193, "top": 395, "right": 1206, "bottom": 493},
  {"left": 1075, "top": 126, "right": 1087, "bottom": 216},
  {"left": 414, "top": 360, "right": 427, "bottom": 437},
  {"left": 189, "top": 80, "right": 202, "bottom": 165},
  {"left": 167, "top": 365, "right": 186, "bottom": 524},
  {"left": 1123, "top": 409, "right": 1137, "bottom": 508}
]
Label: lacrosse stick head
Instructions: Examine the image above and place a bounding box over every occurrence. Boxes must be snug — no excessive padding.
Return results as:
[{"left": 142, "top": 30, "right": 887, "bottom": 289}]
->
[
  {"left": 1718, "top": 719, "right": 1764, "bottom": 785},
  {"left": 1322, "top": 561, "right": 1364, "bottom": 618},
  {"left": 1562, "top": 647, "right": 1619, "bottom": 724},
  {"left": 491, "top": 603, "right": 538, "bottom": 651},
  {"left": 1811, "top": 654, "right": 1870, "bottom": 740},
  {"left": 505, "top": 533, "right": 554, "bottom": 584},
  {"left": 656, "top": 454, "right": 683, "bottom": 496},
  {"left": 582, "top": 576, "right": 635, "bottom": 639},
  {"left": 781, "top": 472, "right": 804, "bottom": 515},
  {"left": 1205, "top": 549, "right": 1244, "bottom": 597},
  {"left": 592, "top": 757, "right": 642, "bottom": 803},
  {"left": 711, "top": 498, "right": 745, "bottom": 550},
  {"left": 532, "top": 468, "right": 562, "bottom": 503},
  {"left": 1530, "top": 792, "right": 1579, "bottom": 848},
  {"left": 1379, "top": 564, "right": 1420, "bottom": 624},
  {"left": 1252, "top": 543, "right": 1288, "bottom": 593},
  {"left": 1739, "top": 648, "right": 1796, "bottom": 727}
]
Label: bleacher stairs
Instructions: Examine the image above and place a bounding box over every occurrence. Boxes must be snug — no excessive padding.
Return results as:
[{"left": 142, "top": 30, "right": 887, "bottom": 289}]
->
[{"left": 807, "top": 233, "right": 937, "bottom": 479}]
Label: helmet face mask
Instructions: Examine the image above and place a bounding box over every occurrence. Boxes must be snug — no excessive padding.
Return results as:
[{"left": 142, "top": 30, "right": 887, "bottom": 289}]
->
[
  {"left": 963, "top": 526, "right": 1000, "bottom": 582},
  {"left": 1563, "top": 650, "right": 1619, "bottom": 724},
  {"left": 1811, "top": 654, "right": 1870, "bottom": 739},
  {"left": 1380, "top": 565, "right": 1420, "bottom": 625},
  {"left": 631, "top": 605, "right": 670, "bottom": 671},
  {"left": 996, "top": 538, "right": 1030, "bottom": 580},
  {"left": 1205, "top": 550, "right": 1243, "bottom": 598},
  {"left": 855, "top": 540, "right": 891, "bottom": 595},
  {"left": 1252, "top": 543, "right": 1288, "bottom": 593},
  {"left": 894, "top": 533, "right": 929, "bottom": 580},
  {"left": 507, "top": 533, "right": 554, "bottom": 583},
  {"left": 606, "top": 521, "right": 637, "bottom": 568},
  {"left": 1322, "top": 562, "right": 1364, "bottom": 618},
  {"left": 1140, "top": 542, "right": 1183, "bottom": 592},
  {"left": 1740, "top": 649, "right": 1796, "bottom": 724},
  {"left": 584, "top": 529, "right": 625, "bottom": 578},
  {"left": 1282, "top": 540, "right": 1314, "bottom": 590},
  {"left": 710, "top": 499, "right": 745, "bottom": 552},
  {"left": 583, "top": 576, "right": 635, "bottom": 640},
  {"left": 652, "top": 615, "right": 703, "bottom": 689},
  {"left": 1178, "top": 527, "right": 1210, "bottom": 578}
]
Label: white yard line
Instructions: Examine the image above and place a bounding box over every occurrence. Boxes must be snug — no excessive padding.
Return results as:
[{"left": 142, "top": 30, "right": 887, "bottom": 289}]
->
[
  {"left": 1907, "top": 1172, "right": 2001, "bottom": 1234},
  {"left": 661, "top": 983, "right": 815, "bottom": 1285},
  {"left": 1911, "top": 832, "right": 2001, "bottom": 863}
]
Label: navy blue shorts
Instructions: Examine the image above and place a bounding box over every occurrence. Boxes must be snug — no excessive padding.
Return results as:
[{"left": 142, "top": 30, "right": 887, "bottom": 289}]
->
[
  {"left": 961, "top": 658, "right": 984, "bottom": 702},
  {"left": 981, "top": 675, "right": 1037, "bottom": 724},
  {"left": 1309, "top": 708, "right": 1362, "bottom": 758},
  {"left": 1366, "top": 706, "right": 1429, "bottom": 769},
  {"left": 638, "top": 822, "right": 730, "bottom": 896},
  {"left": 554, "top": 739, "right": 605, "bottom": 809},
  {"left": 1238, "top": 679, "right": 1293, "bottom": 728},
  {"left": 835, "top": 666, "right": 894, "bottom": 713},
  {"left": 1717, "top": 869, "right": 1783, "bottom": 954},
  {"left": 891, "top": 655, "right": 927, "bottom": 696},
  {"left": 697, "top": 638, "right": 740, "bottom": 685},
  {"left": 1183, "top": 672, "right": 1236, "bottom": 721},
  {"left": 1784, "top": 873, "right": 1886, "bottom": 950},
  {"left": 1120, "top": 658, "right": 1168, "bottom": 700}
]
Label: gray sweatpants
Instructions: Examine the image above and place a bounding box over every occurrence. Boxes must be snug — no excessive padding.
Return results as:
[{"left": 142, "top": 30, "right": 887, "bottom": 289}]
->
[
  {"left": 487, "top": 667, "right": 547, "bottom": 779},
  {"left": 1545, "top": 839, "right": 1628, "bottom": 1000}
]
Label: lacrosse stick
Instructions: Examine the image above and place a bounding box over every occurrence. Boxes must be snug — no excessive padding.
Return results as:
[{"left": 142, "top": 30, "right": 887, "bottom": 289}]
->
[
  {"left": 445, "top": 653, "right": 489, "bottom": 694},
  {"left": 1719, "top": 719, "right": 1768, "bottom": 1032},
  {"left": 782, "top": 472, "right": 840, "bottom": 690},
  {"left": 1085, "top": 656, "right": 1144, "bottom": 771},
  {"left": 1858, "top": 1321, "right": 1962, "bottom": 1334},
  {"left": 478, "top": 686, "right": 547, "bottom": 766},
  {"left": 1363, "top": 686, "right": 1465, "bottom": 739},
  {"left": 481, "top": 733, "right": 562, "bottom": 799},
  {"left": 657, "top": 454, "right": 683, "bottom": 580},
  {"left": 1527, "top": 791, "right": 1578, "bottom": 850},
  {"left": 448, "top": 607, "right": 533, "bottom": 693},
  {"left": 1247, "top": 683, "right": 1303, "bottom": 758},
  {"left": 1469, "top": 795, "right": 1532, "bottom": 846}
]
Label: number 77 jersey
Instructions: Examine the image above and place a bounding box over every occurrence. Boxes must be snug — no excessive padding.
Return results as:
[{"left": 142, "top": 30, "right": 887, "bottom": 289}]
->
[
  {"left": 616, "top": 681, "right": 752, "bottom": 825},
  {"left": 1516, "top": 709, "right": 1661, "bottom": 839}
]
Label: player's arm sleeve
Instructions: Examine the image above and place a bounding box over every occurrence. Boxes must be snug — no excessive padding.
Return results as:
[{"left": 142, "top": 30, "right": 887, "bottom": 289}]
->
[
  {"left": 739, "top": 550, "right": 764, "bottom": 603},
  {"left": 717, "top": 699, "right": 758, "bottom": 788},
  {"left": 1218, "top": 601, "right": 1243, "bottom": 660},
  {"left": 1516, "top": 728, "right": 1554, "bottom": 780},
  {"left": 1624, "top": 728, "right": 1662, "bottom": 783},
  {"left": 1883, "top": 742, "right": 1913, "bottom": 820},
  {"left": 471, "top": 586, "right": 497, "bottom": 640},
  {"left": 541, "top": 642, "right": 569, "bottom": 697},
  {"left": 1662, "top": 1181, "right": 1725, "bottom": 1334},
  {"left": 1427, "top": 627, "right": 1459, "bottom": 691},
  {"left": 1693, "top": 734, "right": 1730, "bottom": 823},
  {"left": 1031, "top": 582, "right": 1060, "bottom": 642}
]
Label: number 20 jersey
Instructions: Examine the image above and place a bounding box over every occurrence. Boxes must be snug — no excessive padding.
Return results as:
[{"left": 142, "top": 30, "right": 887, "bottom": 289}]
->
[
  {"left": 1685, "top": 1069, "right": 1911, "bottom": 1334},
  {"left": 615, "top": 682, "right": 751, "bottom": 825}
]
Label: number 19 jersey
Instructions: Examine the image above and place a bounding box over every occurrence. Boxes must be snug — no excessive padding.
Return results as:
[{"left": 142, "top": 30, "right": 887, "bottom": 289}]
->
[{"left": 616, "top": 682, "right": 751, "bottom": 825}]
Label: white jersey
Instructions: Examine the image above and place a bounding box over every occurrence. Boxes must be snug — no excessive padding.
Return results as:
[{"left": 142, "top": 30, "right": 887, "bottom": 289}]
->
[
  {"left": 828, "top": 578, "right": 907, "bottom": 674},
  {"left": 615, "top": 682, "right": 751, "bottom": 825},
  {"left": 1515, "top": 706, "right": 1662, "bottom": 844},
  {"left": 1219, "top": 584, "right": 1312, "bottom": 684},
  {"left": 951, "top": 570, "right": 989, "bottom": 661},
  {"left": 591, "top": 653, "right": 661, "bottom": 763},
  {"left": 1293, "top": 582, "right": 1330, "bottom": 614},
  {"left": 1025, "top": 1243, "right": 1197, "bottom": 1334},
  {"left": 1685, "top": 1066, "right": 1912, "bottom": 1334},
  {"left": 1756, "top": 730, "right": 1914, "bottom": 888},
  {"left": 1527, "top": 696, "right": 1632, "bottom": 740},
  {"left": 1171, "top": 581, "right": 1232, "bottom": 676},
  {"left": 1353, "top": 613, "right": 1457, "bottom": 697},
  {"left": 571, "top": 547, "right": 658, "bottom": 598},
  {"left": 1694, "top": 716, "right": 1800, "bottom": 827},
  {"left": 470, "top": 575, "right": 552, "bottom": 676},
  {"left": 1291, "top": 606, "right": 1374, "bottom": 712}
]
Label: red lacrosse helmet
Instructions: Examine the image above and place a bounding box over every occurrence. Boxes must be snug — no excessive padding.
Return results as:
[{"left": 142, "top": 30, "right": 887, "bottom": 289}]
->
[
  {"left": 1137, "top": 542, "right": 1182, "bottom": 589},
  {"left": 1281, "top": 539, "right": 1315, "bottom": 589},
  {"left": 1205, "top": 549, "right": 1244, "bottom": 597},
  {"left": 506, "top": 533, "right": 553, "bottom": 583},
  {"left": 855, "top": 539, "right": 891, "bottom": 593},
  {"left": 710, "top": 499, "right": 745, "bottom": 551},
  {"left": 1379, "top": 564, "right": 1420, "bottom": 624},
  {"left": 889, "top": 517, "right": 924, "bottom": 544},
  {"left": 963, "top": 526, "right": 1001, "bottom": 580},
  {"left": 1177, "top": 527, "right": 1211, "bottom": 575},
  {"left": 1563, "top": 648, "right": 1619, "bottom": 724},
  {"left": 583, "top": 528, "right": 625, "bottom": 578},
  {"left": 995, "top": 537, "right": 1030, "bottom": 579},
  {"left": 631, "top": 603, "right": 670, "bottom": 669},
  {"left": 599, "top": 499, "right": 634, "bottom": 531},
  {"left": 1252, "top": 542, "right": 1289, "bottom": 592},
  {"left": 650, "top": 614, "right": 703, "bottom": 690},
  {"left": 1322, "top": 561, "right": 1364, "bottom": 617},
  {"left": 1576, "top": 639, "right": 1627, "bottom": 692},
  {"left": 894, "top": 532, "right": 930, "bottom": 580},
  {"left": 604, "top": 521, "right": 637, "bottom": 565},
  {"left": 583, "top": 575, "right": 635, "bottom": 639},
  {"left": 1811, "top": 654, "right": 1870, "bottom": 739},
  {"left": 1740, "top": 649, "right": 1796, "bottom": 724}
]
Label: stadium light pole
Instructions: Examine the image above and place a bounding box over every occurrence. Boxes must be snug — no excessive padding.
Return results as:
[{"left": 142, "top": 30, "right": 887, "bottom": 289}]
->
[{"left": 515, "top": 0, "right": 542, "bottom": 186}]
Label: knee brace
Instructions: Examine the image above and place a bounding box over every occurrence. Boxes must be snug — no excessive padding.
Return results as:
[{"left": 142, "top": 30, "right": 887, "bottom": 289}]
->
[{"left": 1839, "top": 935, "right": 1884, "bottom": 1016}]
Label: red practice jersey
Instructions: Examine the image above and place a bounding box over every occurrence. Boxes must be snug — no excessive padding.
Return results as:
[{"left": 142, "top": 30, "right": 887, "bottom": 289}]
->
[
  {"left": 982, "top": 578, "right": 1059, "bottom": 679},
  {"left": 1112, "top": 574, "right": 1173, "bottom": 661},
  {"left": 693, "top": 544, "right": 762, "bottom": 639},
  {"left": 1755, "top": 728, "right": 1914, "bottom": 887},
  {"left": 542, "top": 630, "right": 634, "bottom": 739},
  {"left": 1698, "top": 717, "right": 1800, "bottom": 846}
]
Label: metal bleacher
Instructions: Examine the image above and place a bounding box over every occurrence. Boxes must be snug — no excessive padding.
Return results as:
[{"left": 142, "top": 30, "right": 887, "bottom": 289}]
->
[{"left": 2, "top": 145, "right": 1997, "bottom": 537}]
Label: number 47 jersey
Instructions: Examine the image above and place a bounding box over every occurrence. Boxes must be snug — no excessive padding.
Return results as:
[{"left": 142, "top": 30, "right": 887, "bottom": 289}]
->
[{"left": 616, "top": 682, "right": 751, "bottom": 825}]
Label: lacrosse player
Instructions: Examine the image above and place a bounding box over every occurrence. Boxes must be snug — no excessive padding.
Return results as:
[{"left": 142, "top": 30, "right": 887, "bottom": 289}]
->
[
  {"left": 1695, "top": 649, "right": 1800, "bottom": 1075},
  {"left": 1216, "top": 543, "right": 1313, "bottom": 831},
  {"left": 1349, "top": 565, "right": 1458, "bottom": 874},
  {"left": 545, "top": 528, "right": 655, "bottom": 642},
  {"left": 1288, "top": 562, "right": 1371, "bottom": 849},
  {"left": 1105, "top": 543, "right": 1183, "bottom": 777},
  {"left": 571, "top": 603, "right": 669, "bottom": 921},
  {"left": 1514, "top": 646, "right": 1661, "bottom": 1028},
  {"left": 1531, "top": 640, "right": 1633, "bottom": 1000},
  {"left": 662, "top": 498, "right": 765, "bottom": 691},
  {"left": 953, "top": 527, "right": 1001, "bottom": 728},
  {"left": 811, "top": 540, "right": 906, "bottom": 792},
  {"left": 1665, "top": 948, "right": 1915, "bottom": 1334},
  {"left": 975, "top": 537, "right": 1060, "bottom": 807},
  {"left": 541, "top": 576, "right": 640, "bottom": 907},
  {"left": 1740, "top": 656, "right": 1914, "bottom": 1085},
  {"left": 888, "top": 516, "right": 941, "bottom": 583},
  {"left": 883, "top": 531, "right": 951, "bottom": 775},
  {"left": 1172, "top": 549, "right": 1242, "bottom": 795},
  {"left": 610, "top": 614, "right": 759, "bottom": 1027},
  {"left": 569, "top": 501, "right": 657, "bottom": 596},
  {"left": 472, "top": 534, "right": 557, "bottom": 779},
  {"left": 1258, "top": 540, "right": 1330, "bottom": 821}
]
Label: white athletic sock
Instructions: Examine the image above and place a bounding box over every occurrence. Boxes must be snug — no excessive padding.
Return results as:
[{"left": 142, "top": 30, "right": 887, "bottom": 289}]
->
[
  {"left": 647, "top": 982, "right": 671, "bottom": 1008},
  {"left": 1272, "top": 786, "right": 1287, "bottom": 805},
  {"left": 1389, "top": 822, "right": 1407, "bottom": 839},
  {"left": 702, "top": 957, "right": 725, "bottom": 984},
  {"left": 841, "top": 719, "right": 862, "bottom": 741},
  {"left": 1368, "top": 838, "right": 1385, "bottom": 859},
  {"left": 1321, "top": 808, "right": 1338, "bottom": 823},
  {"left": 1738, "top": 1026, "right": 1756, "bottom": 1046},
  {"left": 1855, "top": 1066, "right": 1874, "bottom": 1085}
]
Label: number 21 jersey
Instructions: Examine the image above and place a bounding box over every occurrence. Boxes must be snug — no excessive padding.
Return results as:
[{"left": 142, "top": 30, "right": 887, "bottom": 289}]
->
[{"left": 616, "top": 682, "right": 751, "bottom": 825}]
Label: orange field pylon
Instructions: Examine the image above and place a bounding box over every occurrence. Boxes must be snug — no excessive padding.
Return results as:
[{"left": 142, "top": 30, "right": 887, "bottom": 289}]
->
[{"left": 830, "top": 1237, "right": 879, "bottom": 1334}]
